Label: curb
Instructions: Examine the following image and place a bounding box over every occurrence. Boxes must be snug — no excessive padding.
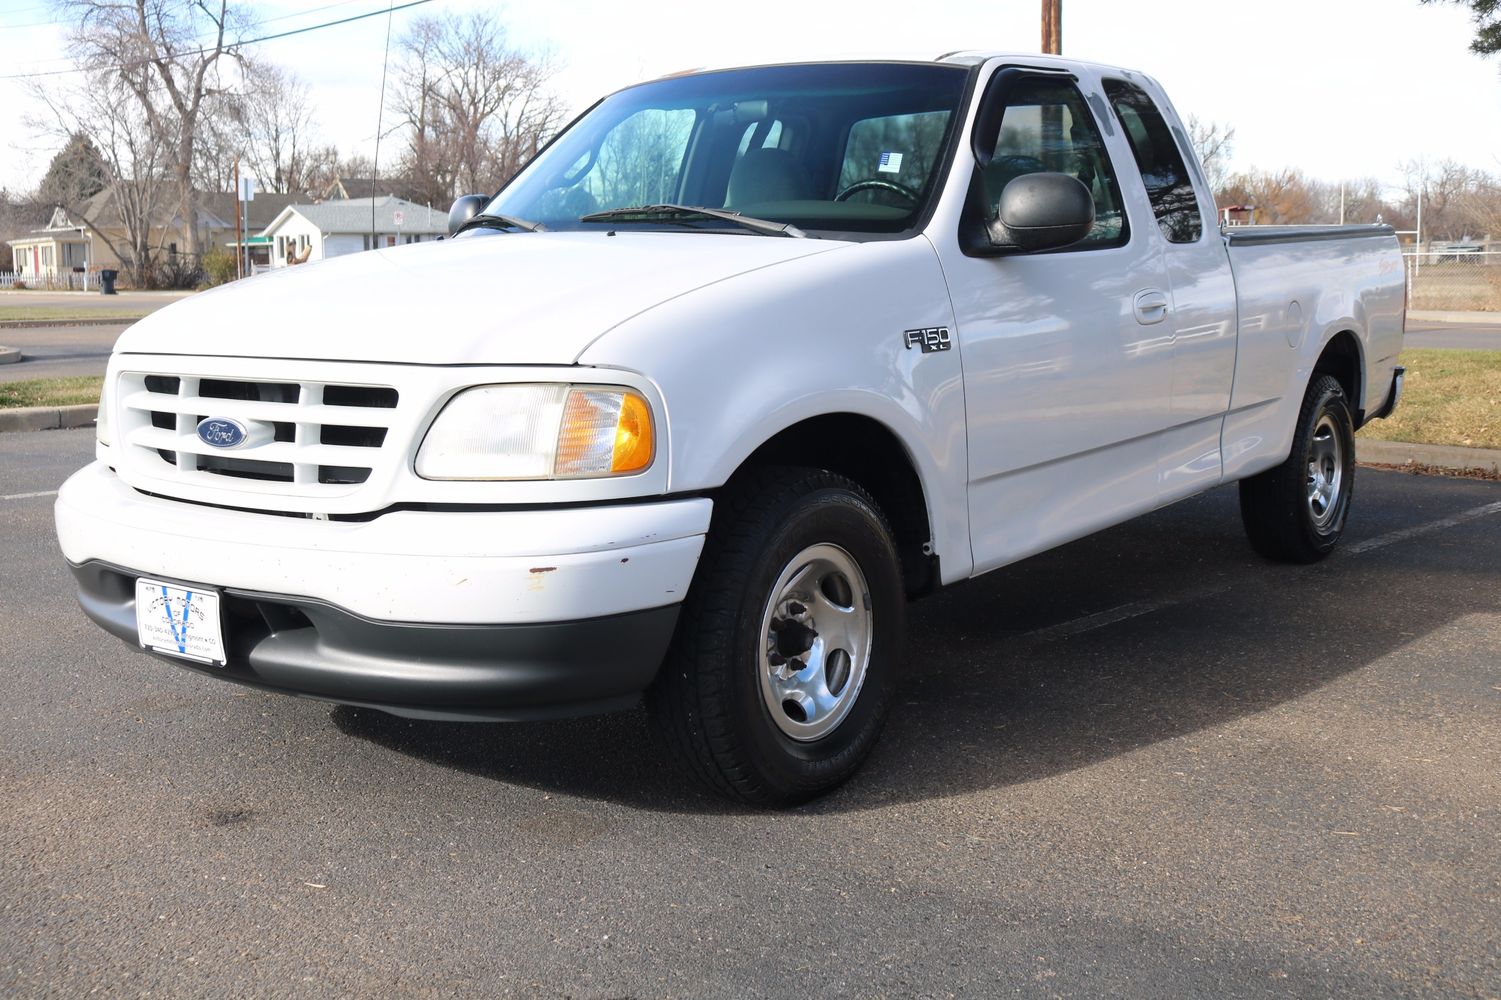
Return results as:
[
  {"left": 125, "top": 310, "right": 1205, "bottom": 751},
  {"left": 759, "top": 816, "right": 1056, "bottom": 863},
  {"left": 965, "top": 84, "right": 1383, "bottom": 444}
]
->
[
  {"left": 0, "top": 317, "right": 143, "bottom": 330},
  {"left": 1406, "top": 310, "right": 1501, "bottom": 327},
  {"left": 1358, "top": 438, "right": 1501, "bottom": 474},
  {"left": 0, "top": 404, "right": 98, "bottom": 433},
  {"left": 0, "top": 345, "right": 20, "bottom": 365}
]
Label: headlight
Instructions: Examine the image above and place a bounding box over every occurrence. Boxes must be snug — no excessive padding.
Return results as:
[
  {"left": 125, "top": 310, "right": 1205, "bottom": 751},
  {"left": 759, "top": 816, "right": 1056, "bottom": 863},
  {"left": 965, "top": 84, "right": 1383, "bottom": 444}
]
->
[
  {"left": 96, "top": 377, "right": 112, "bottom": 447},
  {"left": 416, "top": 383, "right": 655, "bottom": 480}
]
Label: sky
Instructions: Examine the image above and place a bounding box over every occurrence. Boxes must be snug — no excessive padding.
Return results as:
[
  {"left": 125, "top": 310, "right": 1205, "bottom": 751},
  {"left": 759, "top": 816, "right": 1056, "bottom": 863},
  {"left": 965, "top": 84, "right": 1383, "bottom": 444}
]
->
[{"left": 1, "top": 0, "right": 1499, "bottom": 196}]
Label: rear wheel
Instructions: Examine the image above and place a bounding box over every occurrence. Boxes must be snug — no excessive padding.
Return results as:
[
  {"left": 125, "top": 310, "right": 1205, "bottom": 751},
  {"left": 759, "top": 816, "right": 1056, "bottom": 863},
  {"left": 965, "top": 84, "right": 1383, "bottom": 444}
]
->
[
  {"left": 1239, "top": 374, "right": 1356, "bottom": 563},
  {"left": 647, "top": 467, "right": 905, "bottom": 807}
]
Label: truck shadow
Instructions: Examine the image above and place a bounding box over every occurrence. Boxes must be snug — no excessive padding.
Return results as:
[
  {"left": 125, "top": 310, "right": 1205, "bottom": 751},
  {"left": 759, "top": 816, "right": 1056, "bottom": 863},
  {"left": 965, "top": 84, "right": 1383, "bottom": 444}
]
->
[{"left": 331, "top": 479, "right": 1501, "bottom": 814}]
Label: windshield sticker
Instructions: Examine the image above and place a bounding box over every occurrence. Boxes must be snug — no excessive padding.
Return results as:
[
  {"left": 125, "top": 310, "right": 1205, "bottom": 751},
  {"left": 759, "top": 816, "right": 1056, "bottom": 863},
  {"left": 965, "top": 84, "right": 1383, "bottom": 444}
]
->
[{"left": 878, "top": 151, "right": 904, "bottom": 174}]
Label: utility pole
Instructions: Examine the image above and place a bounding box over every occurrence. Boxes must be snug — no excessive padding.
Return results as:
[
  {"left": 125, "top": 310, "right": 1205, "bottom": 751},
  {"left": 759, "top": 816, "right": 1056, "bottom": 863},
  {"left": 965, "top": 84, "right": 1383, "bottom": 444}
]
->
[
  {"left": 233, "top": 158, "right": 243, "bottom": 281},
  {"left": 1042, "top": 0, "right": 1062, "bottom": 54}
]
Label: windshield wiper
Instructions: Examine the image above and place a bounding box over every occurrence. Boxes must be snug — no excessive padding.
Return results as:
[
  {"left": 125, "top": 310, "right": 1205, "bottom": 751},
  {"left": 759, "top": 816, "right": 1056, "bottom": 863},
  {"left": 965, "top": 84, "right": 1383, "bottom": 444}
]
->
[
  {"left": 579, "top": 204, "right": 805, "bottom": 238},
  {"left": 456, "top": 212, "right": 547, "bottom": 234}
]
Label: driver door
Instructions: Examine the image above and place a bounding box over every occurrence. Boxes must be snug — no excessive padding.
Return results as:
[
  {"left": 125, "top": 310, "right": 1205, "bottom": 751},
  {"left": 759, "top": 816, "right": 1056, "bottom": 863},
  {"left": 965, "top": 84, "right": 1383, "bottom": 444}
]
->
[{"left": 944, "top": 68, "right": 1176, "bottom": 574}]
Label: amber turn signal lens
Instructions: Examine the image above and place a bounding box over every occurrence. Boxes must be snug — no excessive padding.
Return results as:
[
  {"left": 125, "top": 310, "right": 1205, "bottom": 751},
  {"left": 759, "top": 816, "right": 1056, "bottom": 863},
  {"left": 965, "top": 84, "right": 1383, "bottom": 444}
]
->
[{"left": 612, "top": 391, "right": 654, "bottom": 473}]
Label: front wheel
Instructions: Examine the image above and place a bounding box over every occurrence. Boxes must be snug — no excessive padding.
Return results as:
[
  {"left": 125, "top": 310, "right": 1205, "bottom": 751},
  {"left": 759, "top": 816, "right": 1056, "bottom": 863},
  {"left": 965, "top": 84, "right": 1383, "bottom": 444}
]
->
[
  {"left": 1239, "top": 374, "right": 1356, "bottom": 563},
  {"left": 647, "top": 468, "right": 905, "bottom": 807}
]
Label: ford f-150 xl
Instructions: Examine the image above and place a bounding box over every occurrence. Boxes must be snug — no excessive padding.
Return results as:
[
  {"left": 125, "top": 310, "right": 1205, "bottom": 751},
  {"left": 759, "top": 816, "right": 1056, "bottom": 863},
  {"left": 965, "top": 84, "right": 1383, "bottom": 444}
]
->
[{"left": 56, "top": 53, "right": 1405, "bottom": 805}]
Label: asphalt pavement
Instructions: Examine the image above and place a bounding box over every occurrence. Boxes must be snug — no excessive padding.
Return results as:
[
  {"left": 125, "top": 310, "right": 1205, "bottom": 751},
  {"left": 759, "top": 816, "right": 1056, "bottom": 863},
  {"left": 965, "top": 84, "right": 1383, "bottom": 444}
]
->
[
  {"left": 0, "top": 323, "right": 125, "bottom": 382},
  {"left": 1402, "top": 319, "right": 1501, "bottom": 350},
  {"left": 2, "top": 429, "right": 1498, "bottom": 998}
]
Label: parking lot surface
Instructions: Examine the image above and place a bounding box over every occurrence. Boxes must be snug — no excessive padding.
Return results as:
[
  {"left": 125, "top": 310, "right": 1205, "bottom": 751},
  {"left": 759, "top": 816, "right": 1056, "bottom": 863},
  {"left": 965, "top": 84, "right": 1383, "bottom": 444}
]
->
[{"left": 2, "top": 430, "right": 1498, "bottom": 998}]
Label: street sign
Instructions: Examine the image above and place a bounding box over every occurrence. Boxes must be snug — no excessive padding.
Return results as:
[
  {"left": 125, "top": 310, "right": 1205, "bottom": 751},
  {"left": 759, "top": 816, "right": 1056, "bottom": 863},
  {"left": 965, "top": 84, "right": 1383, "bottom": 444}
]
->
[
  {"left": 238, "top": 176, "right": 256, "bottom": 202},
  {"left": 393, "top": 209, "right": 404, "bottom": 227}
]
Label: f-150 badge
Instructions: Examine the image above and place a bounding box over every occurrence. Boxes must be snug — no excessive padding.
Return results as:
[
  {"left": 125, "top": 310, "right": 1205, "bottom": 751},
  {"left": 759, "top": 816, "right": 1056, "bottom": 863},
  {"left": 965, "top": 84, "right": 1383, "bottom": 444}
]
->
[{"left": 903, "top": 327, "right": 951, "bottom": 353}]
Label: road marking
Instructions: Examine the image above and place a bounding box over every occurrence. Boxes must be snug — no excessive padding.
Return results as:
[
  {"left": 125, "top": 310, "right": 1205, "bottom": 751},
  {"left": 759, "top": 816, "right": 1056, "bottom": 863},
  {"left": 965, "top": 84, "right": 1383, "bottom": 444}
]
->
[
  {"left": 1345, "top": 500, "right": 1501, "bottom": 555},
  {"left": 1, "top": 489, "right": 58, "bottom": 501},
  {"left": 1022, "top": 500, "right": 1501, "bottom": 643},
  {"left": 1021, "top": 586, "right": 1231, "bottom": 643}
]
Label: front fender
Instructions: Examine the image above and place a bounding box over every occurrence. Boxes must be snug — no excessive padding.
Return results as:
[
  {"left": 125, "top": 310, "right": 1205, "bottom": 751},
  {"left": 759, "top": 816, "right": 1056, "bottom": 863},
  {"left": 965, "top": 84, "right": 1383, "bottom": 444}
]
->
[{"left": 579, "top": 236, "right": 973, "bottom": 583}]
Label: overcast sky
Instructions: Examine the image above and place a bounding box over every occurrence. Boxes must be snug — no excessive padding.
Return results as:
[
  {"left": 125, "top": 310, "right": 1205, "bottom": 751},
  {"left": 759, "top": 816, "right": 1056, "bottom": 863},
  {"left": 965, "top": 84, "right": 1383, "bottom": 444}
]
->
[{"left": 2, "top": 0, "right": 1498, "bottom": 196}]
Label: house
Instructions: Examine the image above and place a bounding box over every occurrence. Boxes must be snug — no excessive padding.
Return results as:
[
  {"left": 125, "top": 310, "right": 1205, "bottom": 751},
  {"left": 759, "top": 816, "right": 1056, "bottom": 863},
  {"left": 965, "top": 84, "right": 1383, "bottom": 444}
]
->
[
  {"left": 258, "top": 196, "right": 448, "bottom": 268},
  {"left": 318, "top": 175, "right": 427, "bottom": 204},
  {"left": 203, "top": 190, "right": 303, "bottom": 270},
  {"left": 6, "top": 185, "right": 304, "bottom": 284},
  {"left": 7, "top": 206, "right": 91, "bottom": 283}
]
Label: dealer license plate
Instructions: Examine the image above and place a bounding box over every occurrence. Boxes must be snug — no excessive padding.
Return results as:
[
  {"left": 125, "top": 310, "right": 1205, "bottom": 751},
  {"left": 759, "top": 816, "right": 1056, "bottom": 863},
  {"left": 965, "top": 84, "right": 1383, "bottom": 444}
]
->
[{"left": 134, "top": 578, "right": 226, "bottom": 666}]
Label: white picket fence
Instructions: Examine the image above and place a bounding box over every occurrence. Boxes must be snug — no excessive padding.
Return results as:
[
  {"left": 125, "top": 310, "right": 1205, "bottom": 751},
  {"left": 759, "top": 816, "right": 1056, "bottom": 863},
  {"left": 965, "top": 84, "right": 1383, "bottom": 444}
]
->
[{"left": 0, "top": 270, "right": 95, "bottom": 291}]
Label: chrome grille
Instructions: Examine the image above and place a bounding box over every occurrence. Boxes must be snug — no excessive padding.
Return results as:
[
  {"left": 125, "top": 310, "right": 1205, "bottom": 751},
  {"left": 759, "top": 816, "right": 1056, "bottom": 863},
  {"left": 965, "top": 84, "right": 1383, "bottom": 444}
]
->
[{"left": 118, "top": 372, "right": 399, "bottom": 498}]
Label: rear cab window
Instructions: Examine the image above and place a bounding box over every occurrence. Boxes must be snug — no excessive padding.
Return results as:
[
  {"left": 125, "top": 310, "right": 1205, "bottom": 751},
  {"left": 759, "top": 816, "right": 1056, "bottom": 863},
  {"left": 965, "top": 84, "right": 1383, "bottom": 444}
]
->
[{"left": 1102, "top": 79, "right": 1203, "bottom": 243}]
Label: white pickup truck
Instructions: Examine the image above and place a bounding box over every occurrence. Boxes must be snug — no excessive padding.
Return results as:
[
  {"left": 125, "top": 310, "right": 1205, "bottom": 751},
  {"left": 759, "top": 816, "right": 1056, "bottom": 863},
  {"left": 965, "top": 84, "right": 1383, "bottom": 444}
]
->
[{"left": 56, "top": 53, "right": 1405, "bottom": 805}]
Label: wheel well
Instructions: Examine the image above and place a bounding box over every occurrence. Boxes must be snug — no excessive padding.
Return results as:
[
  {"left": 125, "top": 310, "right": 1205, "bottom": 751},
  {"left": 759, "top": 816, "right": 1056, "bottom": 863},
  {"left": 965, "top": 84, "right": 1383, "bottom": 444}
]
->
[
  {"left": 1313, "top": 332, "right": 1363, "bottom": 424},
  {"left": 731, "top": 414, "right": 939, "bottom": 597}
]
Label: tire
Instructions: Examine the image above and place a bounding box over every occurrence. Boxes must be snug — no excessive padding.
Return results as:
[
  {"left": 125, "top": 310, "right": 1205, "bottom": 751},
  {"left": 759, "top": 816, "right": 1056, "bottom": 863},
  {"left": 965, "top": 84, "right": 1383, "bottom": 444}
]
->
[
  {"left": 1239, "top": 374, "right": 1356, "bottom": 563},
  {"left": 647, "top": 467, "right": 906, "bottom": 807}
]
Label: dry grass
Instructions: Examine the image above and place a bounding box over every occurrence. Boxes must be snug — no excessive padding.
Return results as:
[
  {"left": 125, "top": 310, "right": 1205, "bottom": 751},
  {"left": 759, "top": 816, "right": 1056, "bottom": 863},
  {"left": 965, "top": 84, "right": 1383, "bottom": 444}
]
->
[
  {"left": 1357, "top": 349, "right": 1501, "bottom": 450},
  {"left": 0, "top": 306, "right": 150, "bottom": 323},
  {"left": 0, "top": 376, "right": 104, "bottom": 409}
]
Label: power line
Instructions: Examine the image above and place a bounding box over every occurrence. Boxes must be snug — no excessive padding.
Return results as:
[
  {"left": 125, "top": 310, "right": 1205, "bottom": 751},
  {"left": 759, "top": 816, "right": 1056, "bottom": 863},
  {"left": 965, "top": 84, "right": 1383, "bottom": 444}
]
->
[
  {"left": 0, "top": 0, "right": 434, "bottom": 81},
  {"left": 0, "top": 0, "right": 373, "bottom": 70}
]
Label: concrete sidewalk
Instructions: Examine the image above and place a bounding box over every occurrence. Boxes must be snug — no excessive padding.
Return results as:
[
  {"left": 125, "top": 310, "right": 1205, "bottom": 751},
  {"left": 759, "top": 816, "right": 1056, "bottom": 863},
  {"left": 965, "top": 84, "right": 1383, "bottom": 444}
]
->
[{"left": 1407, "top": 309, "right": 1501, "bottom": 326}]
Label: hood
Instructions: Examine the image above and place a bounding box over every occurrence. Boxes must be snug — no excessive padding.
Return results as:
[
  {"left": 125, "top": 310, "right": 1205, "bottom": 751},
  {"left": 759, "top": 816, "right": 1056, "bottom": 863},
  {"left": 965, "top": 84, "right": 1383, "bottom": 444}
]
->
[{"left": 116, "top": 231, "right": 849, "bottom": 366}]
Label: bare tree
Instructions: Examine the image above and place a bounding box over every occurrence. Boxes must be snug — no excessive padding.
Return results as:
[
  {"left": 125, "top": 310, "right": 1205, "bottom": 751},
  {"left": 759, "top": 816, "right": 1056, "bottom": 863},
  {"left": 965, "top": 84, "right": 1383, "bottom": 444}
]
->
[
  {"left": 55, "top": 0, "right": 244, "bottom": 259},
  {"left": 1401, "top": 158, "right": 1501, "bottom": 240},
  {"left": 1186, "top": 115, "right": 1235, "bottom": 196},
  {"left": 1218, "top": 168, "right": 1330, "bottom": 225},
  {"left": 238, "top": 60, "right": 337, "bottom": 195},
  {"left": 28, "top": 68, "right": 176, "bottom": 285},
  {"left": 389, "top": 12, "right": 564, "bottom": 207}
]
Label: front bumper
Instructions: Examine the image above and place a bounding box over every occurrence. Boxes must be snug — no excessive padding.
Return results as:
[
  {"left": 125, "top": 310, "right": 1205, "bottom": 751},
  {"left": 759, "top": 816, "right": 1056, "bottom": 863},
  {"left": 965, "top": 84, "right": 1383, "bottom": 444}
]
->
[{"left": 56, "top": 462, "right": 711, "bottom": 719}]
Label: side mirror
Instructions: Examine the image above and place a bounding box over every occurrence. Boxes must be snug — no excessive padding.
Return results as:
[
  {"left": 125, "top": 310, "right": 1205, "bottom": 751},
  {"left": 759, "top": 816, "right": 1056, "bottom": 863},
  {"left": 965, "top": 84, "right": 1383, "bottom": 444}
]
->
[
  {"left": 447, "top": 194, "right": 487, "bottom": 236},
  {"left": 988, "top": 172, "right": 1095, "bottom": 252}
]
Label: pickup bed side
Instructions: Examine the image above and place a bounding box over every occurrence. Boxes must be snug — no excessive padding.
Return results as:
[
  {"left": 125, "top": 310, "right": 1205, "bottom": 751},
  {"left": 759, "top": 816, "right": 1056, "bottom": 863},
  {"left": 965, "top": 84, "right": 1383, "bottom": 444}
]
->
[{"left": 1220, "top": 226, "right": 1405, "bottom": 483}]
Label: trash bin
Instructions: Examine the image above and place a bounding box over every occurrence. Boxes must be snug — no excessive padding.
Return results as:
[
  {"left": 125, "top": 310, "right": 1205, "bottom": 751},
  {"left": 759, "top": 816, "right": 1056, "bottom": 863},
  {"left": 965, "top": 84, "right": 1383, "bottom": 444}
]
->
[{"left": 99, "top": 269, "right": 118, "bottom": 295}]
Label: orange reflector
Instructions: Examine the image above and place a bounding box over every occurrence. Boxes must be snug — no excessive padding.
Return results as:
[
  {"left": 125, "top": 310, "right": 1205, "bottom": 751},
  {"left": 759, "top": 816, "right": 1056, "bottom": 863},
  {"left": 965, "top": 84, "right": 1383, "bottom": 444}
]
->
[{"left": 612, "top": 392, "right": 654, "bottom": 473}]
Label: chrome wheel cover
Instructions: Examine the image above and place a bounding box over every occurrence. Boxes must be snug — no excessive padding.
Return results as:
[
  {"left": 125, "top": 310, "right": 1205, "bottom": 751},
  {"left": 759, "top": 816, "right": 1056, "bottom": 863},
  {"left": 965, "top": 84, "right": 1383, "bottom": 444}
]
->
[
  {"left": 756, "top": 543, "right": 873, "bottom": 742},
  {"left": 1306, "top": 413, "right": 1344, "bottom": 531}
]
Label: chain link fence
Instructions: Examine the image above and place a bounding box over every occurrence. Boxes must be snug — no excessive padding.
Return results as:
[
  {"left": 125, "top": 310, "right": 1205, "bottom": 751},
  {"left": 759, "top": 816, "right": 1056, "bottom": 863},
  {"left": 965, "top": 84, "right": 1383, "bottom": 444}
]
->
[{"left": 1405, "top": 251, "right": 1501, "bottom": 312}]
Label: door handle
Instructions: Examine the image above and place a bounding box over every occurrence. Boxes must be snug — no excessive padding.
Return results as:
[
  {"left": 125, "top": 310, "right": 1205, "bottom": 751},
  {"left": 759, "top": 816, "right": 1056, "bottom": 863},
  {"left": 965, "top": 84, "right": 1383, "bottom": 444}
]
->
[{"left": 1133, "top": 289, "right": 1170, "bottom": 326}]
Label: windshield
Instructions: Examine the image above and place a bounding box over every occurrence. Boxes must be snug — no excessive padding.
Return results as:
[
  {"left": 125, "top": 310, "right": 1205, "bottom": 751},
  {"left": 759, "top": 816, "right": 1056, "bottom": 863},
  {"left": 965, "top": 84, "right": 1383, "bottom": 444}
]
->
[{"left": 481, "top": 62, "right": 970, "bottom": 237}]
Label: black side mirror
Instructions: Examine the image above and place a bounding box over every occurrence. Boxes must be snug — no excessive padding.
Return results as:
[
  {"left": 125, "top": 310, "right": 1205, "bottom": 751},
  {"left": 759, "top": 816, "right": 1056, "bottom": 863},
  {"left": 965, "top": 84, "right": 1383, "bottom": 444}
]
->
[
  {"left": 447, "top": 194, "right": 487, "bottom": 236},
  {"left": 988, "top": 172, "right": 1095, "bottom": 252}
]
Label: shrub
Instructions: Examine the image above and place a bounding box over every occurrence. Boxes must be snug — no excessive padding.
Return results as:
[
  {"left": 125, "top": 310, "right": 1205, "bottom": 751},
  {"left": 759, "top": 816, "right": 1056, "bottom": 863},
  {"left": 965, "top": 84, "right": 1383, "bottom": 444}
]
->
[{"left": 200, "top": 246, "right": 237, "bottom": 287}]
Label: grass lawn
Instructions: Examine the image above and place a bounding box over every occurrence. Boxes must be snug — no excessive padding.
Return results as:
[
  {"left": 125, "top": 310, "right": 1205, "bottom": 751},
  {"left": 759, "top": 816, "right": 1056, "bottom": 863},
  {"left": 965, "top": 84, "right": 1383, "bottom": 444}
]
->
[
  {"left": 0, "top": 376, "right": 104, "bottom": 409},
  {"left": 0, "top": 306, "right": 151, "bottom": 323},
  {"left": 1358, "top": 349, "right": 1501, "bottom": 451}
]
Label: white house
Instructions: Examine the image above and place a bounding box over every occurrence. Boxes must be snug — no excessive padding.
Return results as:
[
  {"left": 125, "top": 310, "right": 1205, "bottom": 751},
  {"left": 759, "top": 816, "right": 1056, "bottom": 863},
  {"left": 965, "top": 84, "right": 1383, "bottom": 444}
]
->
[
  {"left": 258, "top": 196, "right": 448, "bottom": 268},
  {"left": 7, "top": 206, "right": 91, "bottom": 283}
]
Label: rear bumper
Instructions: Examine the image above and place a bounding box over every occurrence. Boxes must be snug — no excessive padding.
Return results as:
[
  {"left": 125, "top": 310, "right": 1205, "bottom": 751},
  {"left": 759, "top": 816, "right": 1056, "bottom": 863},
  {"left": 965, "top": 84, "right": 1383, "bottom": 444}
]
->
[
  {"left": 69, "top": 560, "right": 677, "bottom": 720},
  {"left": 1366, "top": 365, "right": 1405, "bottom": 423}
]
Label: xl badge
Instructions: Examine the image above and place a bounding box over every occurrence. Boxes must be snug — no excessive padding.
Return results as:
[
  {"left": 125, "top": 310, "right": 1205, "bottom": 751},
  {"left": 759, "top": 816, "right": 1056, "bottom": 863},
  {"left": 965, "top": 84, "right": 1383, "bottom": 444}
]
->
[
  {"left": 196, "top": 417, "right": 248, "bottom": 449},
  {"left": 903, "top": 326, "right": 951, "bottom": 353}
]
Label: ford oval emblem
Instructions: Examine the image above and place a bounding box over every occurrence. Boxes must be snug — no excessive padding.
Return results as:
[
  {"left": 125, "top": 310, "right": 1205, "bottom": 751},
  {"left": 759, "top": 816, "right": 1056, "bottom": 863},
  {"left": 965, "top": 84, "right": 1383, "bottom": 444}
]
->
[{"left": 196, "top": 417, "right": 248, "bottom": 449}]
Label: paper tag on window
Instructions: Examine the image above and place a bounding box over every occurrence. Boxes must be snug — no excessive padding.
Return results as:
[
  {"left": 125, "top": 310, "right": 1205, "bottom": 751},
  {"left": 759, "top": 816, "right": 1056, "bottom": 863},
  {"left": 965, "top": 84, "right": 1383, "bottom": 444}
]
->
[{"left": 878, "top": 151, "right": 904, "bottom": 173}]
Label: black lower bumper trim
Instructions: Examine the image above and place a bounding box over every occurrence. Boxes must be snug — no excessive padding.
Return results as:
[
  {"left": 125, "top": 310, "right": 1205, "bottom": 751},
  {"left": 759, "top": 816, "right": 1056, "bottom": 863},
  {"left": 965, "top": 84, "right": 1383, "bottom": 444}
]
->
[
  {"left": 70, "top": 560, "right": 678, "bottom": 721},
  {"left": 1365, "top": 365, "right": 1406, "bottom": 423}
]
